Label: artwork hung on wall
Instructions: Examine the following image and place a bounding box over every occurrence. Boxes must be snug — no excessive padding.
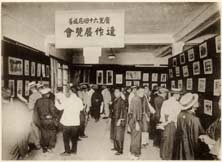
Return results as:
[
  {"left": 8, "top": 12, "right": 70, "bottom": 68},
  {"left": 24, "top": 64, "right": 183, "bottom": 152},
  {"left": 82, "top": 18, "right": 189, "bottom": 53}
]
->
[
  {"left": 116, "top": 74, "right": 123, "bottom": 84},
  {"left": 160, "top": 74, "right": 167, "bottom": 82},
  {"left": 186, "top": 78, "right": 193, "bottom": 90},
  {"left": 188, "top": 48, "right": 195, "bottom": 62},
  {"left": 171, "top": 80, "right": 175, "bottom": 88},
  {"left": 42, "top": 64, "right": 46, "bottom": 77},
  {"left": 180, "top": 53, "right": 185, "bottom": 65},
  {"left": 8, "top": 80, "right": 15, "bottom": 97},
  {"left": 45, "top": 65, "right": 50, "bottom": 78},
  {"left": 199, "top": 42, "right": 208, "bottom": 59},
  {"left": 106, "top": 70, "right": 113, "bottom": 85},
  {"left": 83, "top": 69, "right": 90, "bottom": 83},
  {"left": 204, "top": 99, "right": 213, "bottom": 116},
  {"left": 133, "top": 81, "right": 140, "bottom": 86},
  {"left": 215, "top": 35, "right": 221, "bottom": 53},
  {"left": 152, "top": 73, "right": 158, "bottom": 82},
  {"left": 152, "top": 83, "right": 158, "bottom": 90},
  {"left": 17, "top": 80, "right": 23, "bottom": 96},
  {"left": 126, "top": 81, "right": 132, "bottom": 87},
  {"left": 31, "top": 62, "right": 36, "bottom": 77},
  {"left": 203, "top": 59, "right": 213, "bottom": 74},
  {"left": 37, "top": 63, "right": 41, "bottom": 77},
  {"left": 96, "top": 70, "right": 103, "bottom": 85},
  {"left": 25, "top": 80, "right": 29, "bottom": 96},
  {"left": 160, "top": 84, "right": 166, "bottom": 88},
  {"left": 143, "top": 73, "right": 149, "bottom": 82},
  {"left": 172, "top": 57, "right": 177, "bottom": 67},
  {"left": 182, "top": 65, "right": 189, "bottom": 77},
  {"left": 198, "top": 78, "right": 206, "bottom": 92},
  {"left": 143, "top": 83, "right": 149, "bottom": 87},
  {"left": 214, "top": 79, "right": 221, "bottom": 96},
  {"left": 24, "top": 60, "right": 29, "bottom": 76},
  {"left": 175, "top": 66, "right": 180, "bottom": 77},
  {"left": 169, "top": 69, "right": 173, "bottom": 78},
  {"left": 193, "top": 61, "right": 200, "bottom": 75},
  {"left": 126, "top": 71, "right": 141, "bottom": 80},
  {"left": 8, "top": 57, "right": 23, "bottom": 75},
  {"left": 178, "top": 79, "right": 183, "bottom": 89}
]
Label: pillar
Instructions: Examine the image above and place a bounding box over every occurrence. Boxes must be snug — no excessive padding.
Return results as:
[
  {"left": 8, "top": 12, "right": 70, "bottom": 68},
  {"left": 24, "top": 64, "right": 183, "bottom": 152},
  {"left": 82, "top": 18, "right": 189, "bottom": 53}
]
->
[{"left": 83, "top": 47, "right": 101, "bottom": 64}]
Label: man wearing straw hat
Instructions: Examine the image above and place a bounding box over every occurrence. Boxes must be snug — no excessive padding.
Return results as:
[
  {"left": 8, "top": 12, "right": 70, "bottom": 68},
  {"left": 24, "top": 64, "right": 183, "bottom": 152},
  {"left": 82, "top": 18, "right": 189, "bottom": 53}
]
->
[{"left": 173, "top": 93, "right": 205, "bottom": 160}]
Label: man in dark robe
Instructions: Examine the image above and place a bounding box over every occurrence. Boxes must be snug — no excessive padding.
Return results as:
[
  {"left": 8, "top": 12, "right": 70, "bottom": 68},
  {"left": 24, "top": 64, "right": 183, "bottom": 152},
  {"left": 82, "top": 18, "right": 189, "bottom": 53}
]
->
[
  {"left": 110, "top": 88, "right": 127, "bottom": 155},
  {"left": 128, "top": 87, "right": 144, "bottom": 160},
  {"left": 34, "top": 88, "right": 57, "bottom": 153},
  {"left": 91, "top": 85, "right": 103, "bottom": 122}
]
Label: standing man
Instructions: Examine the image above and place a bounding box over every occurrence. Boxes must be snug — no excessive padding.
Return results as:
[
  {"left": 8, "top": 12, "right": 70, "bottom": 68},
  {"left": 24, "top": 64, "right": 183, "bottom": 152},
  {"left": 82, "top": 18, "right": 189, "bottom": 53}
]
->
[
  {"left": 128, "top": 87, "right": 144, "bottom": 160},
  {"left": 110, "top": 88, "right": 127, "bottom": 155},
  {"left": 87, "top": 84, "right": 95, "bottom": 119},
  {"left": 91, "top": 85, "right": 103, "bottom": 122},
  {"left": 101, "top": 85, "right": 112, "bottom": 119},
  {"left": 55, "top": 85, "right": 84, "bottom": 156}
]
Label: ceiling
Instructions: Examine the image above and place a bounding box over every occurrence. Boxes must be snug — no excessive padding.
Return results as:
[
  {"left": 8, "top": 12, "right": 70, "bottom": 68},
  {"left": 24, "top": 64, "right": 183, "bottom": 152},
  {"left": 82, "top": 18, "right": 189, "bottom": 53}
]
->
[{"left": 2, "top": 2, "right": 213, "bottom": 36}]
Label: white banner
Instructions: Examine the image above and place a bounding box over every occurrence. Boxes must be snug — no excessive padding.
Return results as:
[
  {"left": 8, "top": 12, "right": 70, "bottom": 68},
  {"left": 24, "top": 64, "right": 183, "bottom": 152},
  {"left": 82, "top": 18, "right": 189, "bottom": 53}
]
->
[{"left": 55, "top": 10, "right": 125, "bottom": 48}]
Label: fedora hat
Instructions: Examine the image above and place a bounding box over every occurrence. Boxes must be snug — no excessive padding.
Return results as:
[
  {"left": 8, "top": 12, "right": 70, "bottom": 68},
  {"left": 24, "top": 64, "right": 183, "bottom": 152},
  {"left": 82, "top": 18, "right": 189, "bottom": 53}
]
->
[
  {"left": 39, "top": 88, "right": 51, "bottom": 95},
  {"left": 28, "top": 81, "right": 36, "bottom": 89},
  {"left": 170, "top": 88, "right": 183, "bottom": 94},
  {"left": 180, "top": 93, "right": 199, "bottom": 110}
]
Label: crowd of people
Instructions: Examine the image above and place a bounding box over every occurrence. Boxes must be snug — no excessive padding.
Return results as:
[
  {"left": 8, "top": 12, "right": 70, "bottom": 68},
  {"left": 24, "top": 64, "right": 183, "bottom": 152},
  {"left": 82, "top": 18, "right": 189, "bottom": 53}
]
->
[{"left": 2, "top": 82, "right": 221, "bottom": 160}]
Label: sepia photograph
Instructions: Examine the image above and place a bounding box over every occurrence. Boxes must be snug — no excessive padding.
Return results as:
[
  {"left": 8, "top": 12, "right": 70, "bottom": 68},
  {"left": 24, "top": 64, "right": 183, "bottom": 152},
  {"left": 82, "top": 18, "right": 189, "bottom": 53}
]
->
[
  {"left": 151, "top": 73, "right": 158, "bottom": 82},
  {"left": 31, "top": 61, "right": 36, "bottom": 77},
  {"left": 204, "top": 99, "right": 213, "bottom": 116},
  {"left": 175, "top": 66, "right": 180, "bottom": 77},
  {"left": 180, "top": 53, "right": 185, "bottom": 65},
  {"left": 96, "top": 70, "right": 103, "bottom": 85},
  {"left": 188, "top": 48, "right": 195, "bottom": 62},
  {"left": 24, "top": 80, "right": 29, "bottom": 96},
  {"left": 16, "top": 80, "right": 23, "bottom": 95},
  {"left": 160, "top": 73, "right": 167, "bottom": 82},
  {"left": 171, "top": 80, "right": 176, "bottom": 88},
  {"left": 198, "top": 78, "right": 206, "bottom": 92},
  {"left": 116, "top": 74, "right": 123, "bottom": 84},
  {"left": 182, "top": 65, "right": 189, "bottom": 77},
  {"left": 8, "top": 57, "right": 23, "bottom": 75},
  {"left": 186, "top": 78, "right": 193, "bottom": 90},
  {"left": 193, "top": 61, "right": 200, "bottom": 75},
  {"left": 125, "top": 80, "right": 132, "bottom": 87},
  {"left": 126, "top": 71, "right": 141, "bottom": 80},
  {"left": 214, "top": 79, "right": 221, "bottom": 96},
  {"left": 178, "top": 79, "right": 183, "bottom": 89},
  {"left": 24, "top": 60, "right": 29, "bottom": 76},
  {"left": 199, "top": 42, "right": 208, "bottom": 59},
  {"left": 106, "top": 70, "right": 113, "bottom": 85},
  {"left": 203, "top": 59, "right": 213, "bottom": 74},
  {"left": 142, "top": 73, "right": 149, "bottom": 81},
  {"left": 215, "top": 35, "right": 221, "bottom": 53},
  {"left": 169, "top": 68, "right": 173, "bottom": 78}
]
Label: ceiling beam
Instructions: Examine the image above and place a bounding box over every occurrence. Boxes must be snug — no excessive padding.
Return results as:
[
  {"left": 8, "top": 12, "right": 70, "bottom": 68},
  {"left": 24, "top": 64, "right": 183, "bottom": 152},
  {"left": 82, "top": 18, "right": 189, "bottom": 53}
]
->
[{"left": 185, "top": 33, "right": 217, "bottom": 45}]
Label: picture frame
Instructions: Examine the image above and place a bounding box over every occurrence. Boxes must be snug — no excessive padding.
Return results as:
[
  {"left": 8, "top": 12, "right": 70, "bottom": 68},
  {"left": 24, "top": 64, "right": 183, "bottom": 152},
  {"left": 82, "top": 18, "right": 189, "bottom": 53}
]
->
[
  {"left": 186, "top": 78, "right": 193, "bottom": 90},
  {"left": 17, "top": 80, "right": 23, "bottom": 96},
  {"left": 188, "top": 48, "right": 195, "bottom": 62},
  {"left": 180, "top": 53, "right": 185, "bottom": 65},
  {"left": 215, "top": 35, "right": 221, "bottom": 53},
  {"left": 160, "top": 73, "right": 167, "bottom": 82},
  {"left": 172, "top": 57, "right": 177, "bottom": 67},
  {"left": 193, "top": 61, "right": 200, "bottom": 75},
  {"left": 213, "top": 79, "right": 221, "bottom": 96},
  {"left": 198, "top": 78, "right": 206, "bottom": 92},
  {"left": 116, "top": 74, "right": 123, "bottom": 84},
  {"left": 42, "top": 64, "right": 46, "bottom": 77},
  {"left": 203, "top": 59, "right": 213, "bottom": 74},
  {"left": 143, "top": 73, "right": 149, "bottom": 82},
  {"left": 182, "top": 65, "right": 189, "bottom": 77},
  {"left": 169, "top": 69, "right": 173, "bottom": 78},
  {"left": 8, "top": 80, "right": 15, "bottom": 97},
  {"left": 37, "top": 63, "right": 41, "bottom": 77},
  {"left": 24, "top": 60, "right": 29, "bottom": 76},
  {"left": 8, "top": 57, "right": 23, "bottom": 75},
  {"left": 152, "top": 83, "right": 158, "bottom": 90},
  {"left": 152, "top": 73, "right": 158, "bottom": 82},
  {"left": 96, "top": 70, "right": 103, "bottom": 85},
  {"left": 160, "top": 83, "right": 166, "bottom": 88},
  {"left": 171, "top": 80, "right": 175, "bottom": 88},
  {"left": 106, "top": 70, "right": 113, "bottom": 85},
  {"left": 204, "top": 100, "right": 213, "bottom": 116},
  {"left": 83, "top": 69, "right": 90, "bottom": 83},
  {"left": 31, "top": 62, "right": 36, "bottom": 77},
  {"left": 25, "top": 80, "right": 30, "bottom": 96},
  {"left": 175, "top": 66, "right": 180, "bottom": 77},
  {"left": 133, "top": 81, "right": 140, "bottom": 87},
  {"left": 199, "top": 42, "right": 208, "bottom": 59},
  {"left": 126, "top": 81, "right": 132, "bottom": 87},
  {"left": 45, "top": 65, "right": 50, "bottom": 78},
  {"left": 178, "top": 79, "right": 183, "bottom": 89},
  {"left": 126, "top": 71, "right": 141, "bottom": 80}
]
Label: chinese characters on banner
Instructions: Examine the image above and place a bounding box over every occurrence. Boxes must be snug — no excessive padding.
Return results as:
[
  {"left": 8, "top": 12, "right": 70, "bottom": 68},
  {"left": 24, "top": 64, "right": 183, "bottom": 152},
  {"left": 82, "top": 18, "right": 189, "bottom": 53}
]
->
[{"left": 55, "top": 10, "right": 125, "bottom": 48}]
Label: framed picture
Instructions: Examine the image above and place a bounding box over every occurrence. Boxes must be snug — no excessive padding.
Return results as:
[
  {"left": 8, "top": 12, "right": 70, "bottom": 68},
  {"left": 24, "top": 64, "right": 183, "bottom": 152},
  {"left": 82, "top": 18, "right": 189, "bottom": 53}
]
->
[
  {"left": 116, "top": 74, "right": 123, "bottom": 84},
  {"left": 193, "top": 61, "right": 200, "bottom": 75},
  {"left": 198, "top": 78, "right": 206, "bottom": 92},
  {"left": 215, "top": 35, "right": 221, "bottom": 53},
  {"left": 42, "top": 64, "right": 46, "bottom": 77},
  {"left": 37, "top": 63, "right": 41, "bottom": 77},
  {"left": 126, "top": 81, "right": 132, "bottom": 87},
  {"left": 143, "top": 73, "right": 149, "bottom": 82},
  {"left": 143, "top": 83, "right": 149, "bottom": 87},
  {"left": 186, "top": 78, "right": 193, "bottom": 90},
  {"left": 171, "top": 80, "right": 175, "bottom": 88},
  {"left": 214, "top": 79, "right": 221, "bottom": 96},
  {"left": 152, "top": 73, "right": 158, "bottom": 82},
  {"left": 199, "top": 42, "right": 208, "bottom": 59},
  {"left": 106, "top": 70, "right": 113, "bottom": 85},
  {"left": 133, "top": 81, "right": 140, "bottom": 87},
  {"left": 25, "top": 80, "right": 30, "bottom": 96},
  {"left": 178, "top": 80, "right": 183, "bottom": 89},
  {"left": 160, "top": 84, "right": 166, "bottom": 88},
  {"left": 204, "top": 100, "right": 213, "bottom": 116},
  {"left": 175, "top": 66, "right": 180, "bottom": 77},
  {"left": 8, "top": 80, "right": 15, "bottom": 97},
  {"left": 96, "top": 70, "right": 103, "bottom": 85},
  {"left": 188, "top": 48, "right": 195, "bottom": 62},
  {"left": 169, "top": 69, "right": 173, "bottom": 78},
  {"left": 172, "top": 57, "right": 177, "bottom": 67},
  {"left": 17, "top": 80, "right": 23, "bottom": 96},
  {"left": 160, "top": 74, "right": 167, "bottom": 82},
  {"left": 31, "top": 62, "right": 36, "bottom": 77},
  {"left": 203, "top": 59, "right": 213, "bottom": 74},
  {"left": 126, "top": 71, "right": 141, "bottom": 80},
  {"left": 8, "top": 57, "right": 23, "bottom": 75},
  {"left": 46, "top": 65, "right": 50, "bottom": 78},
  {"left": 152, "top": 83, "right": 158, "bottom": 90},
  {"left": 182, "top": 65, "right": 189, "bottom": 77},
  {"left": 83, "top": 69, "right": 90, "bottom": 83},
  {"left": 24, "top": 60, "right": 29, "bottom": 76},
  {"left": 180, "top": 53, "right": 185, "bottom": 65}
]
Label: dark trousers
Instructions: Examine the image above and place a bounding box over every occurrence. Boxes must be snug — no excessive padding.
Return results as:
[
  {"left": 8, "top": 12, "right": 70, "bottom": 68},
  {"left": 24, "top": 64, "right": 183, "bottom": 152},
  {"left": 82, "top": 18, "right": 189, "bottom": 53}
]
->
[
  {"left": 79, "top": 112, "right": 86, "bottom": 136},
  {"left": 63, "top": 126, "right": 79, "bottom": 153},
  {"left": 114, "top": 140, "right": 124, "bottom": 153}
]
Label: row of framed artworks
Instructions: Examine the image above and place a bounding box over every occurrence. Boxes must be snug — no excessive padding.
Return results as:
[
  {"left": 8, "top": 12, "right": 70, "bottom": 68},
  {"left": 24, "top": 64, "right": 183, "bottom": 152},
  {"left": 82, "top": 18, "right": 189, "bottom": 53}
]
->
[
  {"left": 126, "top": 81, "right": 166, "bottom": 89},
  {"left": 96, "top": 70, "right": 114, "bottom": 85},
  {"left": 171, "top": 78, "right": 220, "bottom": 96},
  {"left": 169, "top": 58, "right": 214, "bottom": 78},
  {"left": 8, "top": 56, "right": 50, "bottom": 78},
  {"left": 172, "top": 35, "right": 220, "bottom": 66},
  {"left": 7, "top": 79, "right": 50, "bottom": 97}
]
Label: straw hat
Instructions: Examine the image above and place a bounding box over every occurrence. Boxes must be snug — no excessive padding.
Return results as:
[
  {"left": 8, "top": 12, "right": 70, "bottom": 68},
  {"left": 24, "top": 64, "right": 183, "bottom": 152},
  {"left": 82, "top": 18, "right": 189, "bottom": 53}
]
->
[
  {"left": 170, "top": 88, "right": 183, "bottom": 94},
  {"left": 39, "top": 87, "right": 51, "bottom": 95},
  {"left": 36, "top": 83, "right": 44, "bottom": 89},
  {"left": 180, "top": 93, "right": 199, "bottom": 110},
  {"left": 28, "top": 81, "right": 36, "bottom": 89},
  {"left": 158, "top": 88, "right": 169, "bottom": 94}
]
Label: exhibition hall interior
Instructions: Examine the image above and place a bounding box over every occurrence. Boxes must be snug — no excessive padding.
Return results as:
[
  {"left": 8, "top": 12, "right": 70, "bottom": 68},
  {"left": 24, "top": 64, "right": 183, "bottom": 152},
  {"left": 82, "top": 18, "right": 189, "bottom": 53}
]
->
[{"left": 1, "top": 1, "right": 221, "bottom": 160}]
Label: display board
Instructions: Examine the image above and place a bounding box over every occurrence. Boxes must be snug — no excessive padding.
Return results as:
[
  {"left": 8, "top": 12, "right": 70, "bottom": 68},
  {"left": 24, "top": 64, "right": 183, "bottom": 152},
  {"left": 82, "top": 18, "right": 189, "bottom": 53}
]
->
[{"left": 168, "top": 35, "right": 221, "bottom": 129}]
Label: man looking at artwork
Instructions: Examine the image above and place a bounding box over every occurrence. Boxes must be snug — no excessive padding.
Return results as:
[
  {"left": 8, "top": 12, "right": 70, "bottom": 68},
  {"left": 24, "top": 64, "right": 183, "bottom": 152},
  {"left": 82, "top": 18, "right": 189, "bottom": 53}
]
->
[{"left": 101, "top": 85, "right": 112, "bottom": 119}]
